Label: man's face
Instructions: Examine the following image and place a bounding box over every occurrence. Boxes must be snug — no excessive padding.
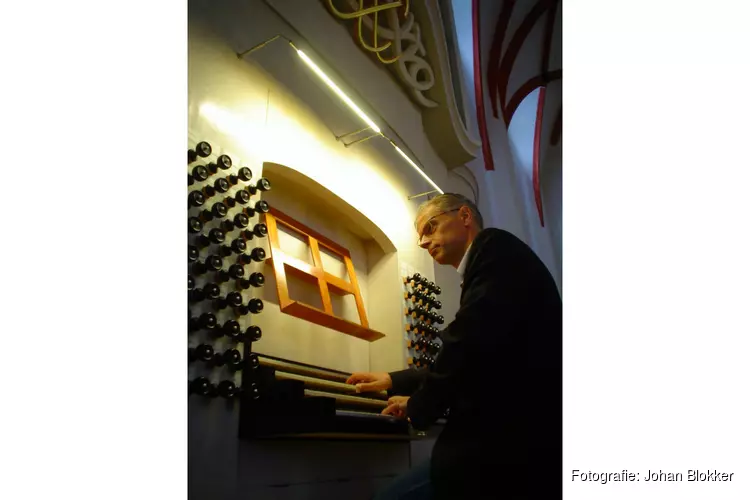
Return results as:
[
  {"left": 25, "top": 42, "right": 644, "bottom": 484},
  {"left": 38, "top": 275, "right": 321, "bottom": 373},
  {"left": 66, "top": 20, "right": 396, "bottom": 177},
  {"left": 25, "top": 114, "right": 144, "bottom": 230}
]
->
[{"left": 415, "top": 205, "right": 470, "bottom": 265}]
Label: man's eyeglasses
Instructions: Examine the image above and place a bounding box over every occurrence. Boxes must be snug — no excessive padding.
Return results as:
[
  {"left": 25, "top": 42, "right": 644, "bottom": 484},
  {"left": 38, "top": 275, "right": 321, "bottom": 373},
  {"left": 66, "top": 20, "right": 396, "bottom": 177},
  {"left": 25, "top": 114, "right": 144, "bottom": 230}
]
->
[{"left": 417, "top": 209, "right": 460, "bottom": 245}]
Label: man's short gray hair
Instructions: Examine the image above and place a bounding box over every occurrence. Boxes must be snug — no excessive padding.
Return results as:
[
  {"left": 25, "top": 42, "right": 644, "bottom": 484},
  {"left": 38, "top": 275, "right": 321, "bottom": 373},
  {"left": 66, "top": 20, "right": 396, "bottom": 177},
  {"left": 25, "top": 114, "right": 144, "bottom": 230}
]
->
[{"left": 416, "top": 193, "right": 484, "bottom": 230}]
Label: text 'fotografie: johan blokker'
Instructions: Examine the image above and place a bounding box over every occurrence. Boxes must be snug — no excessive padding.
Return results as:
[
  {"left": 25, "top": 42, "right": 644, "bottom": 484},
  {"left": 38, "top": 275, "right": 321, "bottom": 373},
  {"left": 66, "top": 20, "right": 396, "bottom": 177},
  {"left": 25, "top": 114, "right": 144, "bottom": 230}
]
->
[{"left": 572, "top": 470, "right": 735, "bottom": 483}]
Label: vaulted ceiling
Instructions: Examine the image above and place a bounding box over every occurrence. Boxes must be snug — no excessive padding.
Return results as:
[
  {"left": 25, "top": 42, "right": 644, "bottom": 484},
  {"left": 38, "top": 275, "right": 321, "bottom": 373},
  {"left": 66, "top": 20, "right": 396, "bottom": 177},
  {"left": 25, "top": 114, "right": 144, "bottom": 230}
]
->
[{"left": 472, "top": 0, "right": 562, "bottom": 224}]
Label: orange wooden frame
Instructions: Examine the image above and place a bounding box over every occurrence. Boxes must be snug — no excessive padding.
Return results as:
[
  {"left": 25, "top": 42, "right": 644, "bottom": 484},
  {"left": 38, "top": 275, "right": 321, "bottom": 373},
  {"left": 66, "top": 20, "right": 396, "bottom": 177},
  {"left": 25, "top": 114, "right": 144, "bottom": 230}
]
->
[{"left": 263, "top": 207, "right": 385, "bottom": 342}]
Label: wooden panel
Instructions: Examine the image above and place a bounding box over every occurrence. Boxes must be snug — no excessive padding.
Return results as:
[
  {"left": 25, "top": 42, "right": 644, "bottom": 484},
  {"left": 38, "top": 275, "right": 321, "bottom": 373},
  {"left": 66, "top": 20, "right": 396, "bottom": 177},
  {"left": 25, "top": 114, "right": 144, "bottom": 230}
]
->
[
  {"left": 263, "top": 207, "right": 385, "bottom": 342},
  {"left": 269, "top": 207, "right": 351, "bottom": 257},
  {"left": 283, "top": 301, "right": 385, "bottom": 341},
  {"left": 308, "top": 238, "right": 334, "bottom": 314},
  {"left": 345, "top": 255, "right": 369, "bottom": 328},
  {"left": 324, "top": 272, "right": 355, "bottom": 296},
  {"left": 264, "top": 214, "right": 291, "bottom": 308}
]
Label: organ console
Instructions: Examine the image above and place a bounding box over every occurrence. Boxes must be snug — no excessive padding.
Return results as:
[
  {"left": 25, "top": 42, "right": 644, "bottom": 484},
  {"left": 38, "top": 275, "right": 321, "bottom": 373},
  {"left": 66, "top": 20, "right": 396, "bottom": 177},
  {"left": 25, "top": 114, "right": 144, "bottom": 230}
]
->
[{"left": 238, "top": 355, "right": 412, "bottom": 440}]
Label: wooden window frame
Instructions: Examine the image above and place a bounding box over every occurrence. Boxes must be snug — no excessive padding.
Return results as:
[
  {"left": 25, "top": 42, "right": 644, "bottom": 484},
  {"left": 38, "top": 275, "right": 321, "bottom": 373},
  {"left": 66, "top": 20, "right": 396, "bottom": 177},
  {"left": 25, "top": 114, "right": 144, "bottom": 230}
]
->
[{"left": 263, "top": 207, "right": 385, "bottom": 342}]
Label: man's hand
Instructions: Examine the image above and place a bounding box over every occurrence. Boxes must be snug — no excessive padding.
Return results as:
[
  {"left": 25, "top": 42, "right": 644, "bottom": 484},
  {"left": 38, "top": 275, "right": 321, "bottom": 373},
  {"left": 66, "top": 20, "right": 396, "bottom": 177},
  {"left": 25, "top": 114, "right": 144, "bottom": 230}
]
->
[
  {"left": 345, "top": 372, "right": 392, "bottom": 393},
  {"left": 381, "top": 395, "right": 409, "bottom": 419}
]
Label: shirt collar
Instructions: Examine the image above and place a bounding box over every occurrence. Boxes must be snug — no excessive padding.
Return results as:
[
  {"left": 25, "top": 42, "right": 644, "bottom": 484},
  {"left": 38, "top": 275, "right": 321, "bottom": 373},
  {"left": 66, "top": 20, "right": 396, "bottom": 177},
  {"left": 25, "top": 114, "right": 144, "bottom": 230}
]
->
[{"left": 457, "top": 242, "right": 473, "bottom": 280}]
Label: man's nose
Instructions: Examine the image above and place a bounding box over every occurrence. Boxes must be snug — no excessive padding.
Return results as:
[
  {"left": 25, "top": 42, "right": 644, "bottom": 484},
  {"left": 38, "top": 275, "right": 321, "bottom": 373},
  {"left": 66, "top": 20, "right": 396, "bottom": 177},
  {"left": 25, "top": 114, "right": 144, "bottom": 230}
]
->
[{"left": 418, "top": 236, "right": 431, "bottom": 249}]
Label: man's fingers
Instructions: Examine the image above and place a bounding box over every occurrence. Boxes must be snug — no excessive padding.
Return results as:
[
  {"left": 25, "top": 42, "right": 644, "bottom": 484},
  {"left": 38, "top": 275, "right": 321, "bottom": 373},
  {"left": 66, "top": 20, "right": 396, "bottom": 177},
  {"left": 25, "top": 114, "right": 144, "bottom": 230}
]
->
[
  {"left": 382, "top": 406, "right": 406, "bottom": 419},
  {"left": 355, "top": 382, "right": 379, "bottom": 393},
  {"left": 346, "top": 373, "right": 371, "bottom": 385},
  {"left": 381, "top": 404, "right": 399, "bottom": 416}
]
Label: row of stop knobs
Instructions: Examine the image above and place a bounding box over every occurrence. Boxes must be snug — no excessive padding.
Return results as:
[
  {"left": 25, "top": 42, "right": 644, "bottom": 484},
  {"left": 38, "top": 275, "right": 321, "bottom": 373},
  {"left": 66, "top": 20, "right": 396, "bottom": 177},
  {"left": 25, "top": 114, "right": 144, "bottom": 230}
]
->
[
  {"left": 189, "top": 377, "right": 259, "bottom": 400},
  {"left": 189, "top": 345, "right": 260, "bottom": 370},
  {"left": 408, "top": 336, "right": 440, "bottom": 354},
  {"left": 408, "top": 354, "right": 436, "bottom": 368},
  {"left": 188, "top": 313, "right": 262, "bottom": 341},
  {"left": 404, "top": 273, "right": 441, "bottom": 295},
  {"left": 188, "top": 140, "right": 270, "bottom": 194}
]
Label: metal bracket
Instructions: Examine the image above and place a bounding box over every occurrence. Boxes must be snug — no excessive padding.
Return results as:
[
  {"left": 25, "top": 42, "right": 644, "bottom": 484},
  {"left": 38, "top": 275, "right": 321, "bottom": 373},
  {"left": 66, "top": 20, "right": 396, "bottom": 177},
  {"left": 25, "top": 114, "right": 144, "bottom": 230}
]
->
[
  {"left": 407, "top": 190, "right": 440, "bottom": 201},
  {"left": 236, "top": 34, "right": 286, "bottom": 59},
  {"left": 335, "top": 127, "right": 381, "bottom": 147}
]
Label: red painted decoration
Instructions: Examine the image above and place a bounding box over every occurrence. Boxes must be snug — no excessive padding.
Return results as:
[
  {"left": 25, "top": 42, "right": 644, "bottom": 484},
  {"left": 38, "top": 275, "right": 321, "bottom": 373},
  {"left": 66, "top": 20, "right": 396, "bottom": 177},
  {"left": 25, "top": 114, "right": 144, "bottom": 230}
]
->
[
  {"left": 472, "top": 0, "right": 495, "bottom": 171},
  {"left": 533, "top": 86, "right": 546, "bottom": 226}
]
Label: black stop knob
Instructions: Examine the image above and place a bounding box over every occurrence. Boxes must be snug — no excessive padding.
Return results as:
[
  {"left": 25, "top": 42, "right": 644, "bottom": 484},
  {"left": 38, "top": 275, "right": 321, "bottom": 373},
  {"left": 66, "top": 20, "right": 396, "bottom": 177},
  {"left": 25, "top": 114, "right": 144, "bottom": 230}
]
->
[
  {"left": 203, "top": 283, "right": 221, "bottom": 300},
  {"left": 217, "top": 154, "right": 232, "bottom": 170},
  {"left": 228, "top": 264, "right": 244, "bottom": 280},
  {"left": 247, "top": 353, "right": 260, "bottom": 369},
  {"left": 226, "top": 291, "right": 244, "bottom": 308},
  {"left": 214, "top": 177, "right": 230, "bottom": 193},
  {"left": 238, "top": 167, "right": 252, "bottom": 182},
  {"left": 245, "top": 325, "right": 262, "bottom": 342},
  {"left": 188, "top": 217, "right": 203, "bottom": 234},
  {"left": 251, "top": 247, "right": 266, "bottom": 262},
  {"left": 253, "top": 223, "right": 268, "bottom": 237},
  {"left": 208, "top": 228, "right": 225, "bottom": 245},
  {"left": 247, "top": 298, "right": 264, "bottom": 314},
  {"left": 217, "top": 380, "right": 238, "bottom": 399},
  {"left": 231, "top": 239, "right": 247, "bottom": 254},
  {"left": 254, "top": 200, "right": 270, "bottom": 214},
  {"left": 189, "top": 377, "right": 213, "bottom": 396},
  {"left": 235, "top": 189, "right": 250, "bottom": 205},
  {"left": 188, "top": 245, "right": 199, "bottom": 263},
  {"left": 199, "top": 312, "right": 217, "bottom": 330},
  {"left": 205, "top": 255, "right": 223, "bottom": 272},
  {"left": 222, "top": 320, "right": 242, "bottom": 339},
  {"left": 188, "top": 190, "right": 205, "bottom": 208},
  {"left": 191, "top": 165, "right": 209, "bottom": 182},
  {"left": 234, "top": 213, "right": 250, "bottom": 229}
]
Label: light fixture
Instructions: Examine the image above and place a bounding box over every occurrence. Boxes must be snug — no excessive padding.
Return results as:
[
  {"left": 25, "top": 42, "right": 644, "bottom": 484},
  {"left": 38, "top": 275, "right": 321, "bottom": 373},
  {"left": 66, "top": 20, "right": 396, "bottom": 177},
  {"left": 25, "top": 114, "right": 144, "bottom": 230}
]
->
[
  {"left": 294, "top": 48, "right": 381, "bottom": 135},
  {"left": 236, "top": 35, "right": 444, "bottom": 197},
  {"left": 390, "top": 142, "right": 444, "bottom": 195}
]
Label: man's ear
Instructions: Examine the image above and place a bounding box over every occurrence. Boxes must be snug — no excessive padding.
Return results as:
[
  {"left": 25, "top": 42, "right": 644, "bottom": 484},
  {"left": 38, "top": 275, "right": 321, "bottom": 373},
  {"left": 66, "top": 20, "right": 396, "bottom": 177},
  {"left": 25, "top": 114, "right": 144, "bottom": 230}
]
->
[{"left": 460, "top": 206, "right": 472, "bottom": 226}]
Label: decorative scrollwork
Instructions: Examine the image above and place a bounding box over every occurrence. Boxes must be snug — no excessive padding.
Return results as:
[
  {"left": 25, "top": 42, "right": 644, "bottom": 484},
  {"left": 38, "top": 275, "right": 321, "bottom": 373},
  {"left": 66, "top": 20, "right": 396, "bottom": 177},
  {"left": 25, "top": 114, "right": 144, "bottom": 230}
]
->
[{"left": 326, "top": 0, "right": 437, "bottom": 108}]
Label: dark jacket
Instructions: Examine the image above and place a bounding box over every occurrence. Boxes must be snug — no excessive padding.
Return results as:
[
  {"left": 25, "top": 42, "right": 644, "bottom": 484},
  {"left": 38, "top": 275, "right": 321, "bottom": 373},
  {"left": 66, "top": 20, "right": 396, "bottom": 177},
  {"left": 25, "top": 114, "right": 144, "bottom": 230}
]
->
[{"left": 389, "top": 228, "right": 562, "bottom": 499}]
